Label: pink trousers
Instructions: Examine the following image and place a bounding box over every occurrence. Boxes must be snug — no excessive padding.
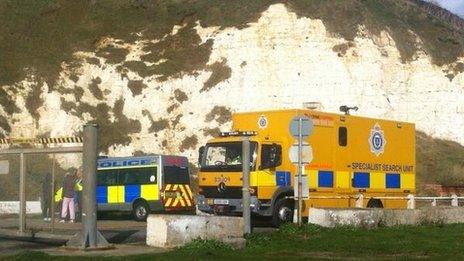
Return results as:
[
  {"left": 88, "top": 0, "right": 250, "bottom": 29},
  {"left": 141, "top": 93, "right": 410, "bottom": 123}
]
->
[{"left": 61, "top": 197, "right": 75, "bottom": 220}]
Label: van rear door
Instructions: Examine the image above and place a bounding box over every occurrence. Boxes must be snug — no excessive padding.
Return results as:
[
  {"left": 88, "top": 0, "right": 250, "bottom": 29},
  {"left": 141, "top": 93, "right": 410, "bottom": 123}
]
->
[{"left": 162, "top": 157, "right": 194, "bottom": 210}]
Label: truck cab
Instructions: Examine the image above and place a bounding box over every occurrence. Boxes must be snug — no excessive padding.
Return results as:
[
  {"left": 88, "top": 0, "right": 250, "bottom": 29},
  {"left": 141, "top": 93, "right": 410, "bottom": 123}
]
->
[{"left": 197, "top": 130, "right": 291, "bottom": 225}]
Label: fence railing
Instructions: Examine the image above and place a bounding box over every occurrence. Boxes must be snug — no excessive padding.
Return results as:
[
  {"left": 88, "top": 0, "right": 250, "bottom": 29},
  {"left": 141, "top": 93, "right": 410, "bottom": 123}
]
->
[{"left": 303, "top": 194, "right": 464, "bottom": 209}]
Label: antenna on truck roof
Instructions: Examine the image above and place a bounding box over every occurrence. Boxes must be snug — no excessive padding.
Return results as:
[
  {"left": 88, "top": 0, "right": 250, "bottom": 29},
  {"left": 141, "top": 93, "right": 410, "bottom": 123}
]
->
[
  {"left": 339, "top": 105, "right": 358, "bottom": 115},
  {"left": 303, "top": 102, "right": 323, "bottom": 110}
]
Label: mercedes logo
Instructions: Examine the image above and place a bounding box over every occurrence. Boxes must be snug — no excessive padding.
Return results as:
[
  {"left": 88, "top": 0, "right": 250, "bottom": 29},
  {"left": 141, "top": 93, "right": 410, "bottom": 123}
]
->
[{"left": 217, "top": 182, "right": 227, "bottom": 193}]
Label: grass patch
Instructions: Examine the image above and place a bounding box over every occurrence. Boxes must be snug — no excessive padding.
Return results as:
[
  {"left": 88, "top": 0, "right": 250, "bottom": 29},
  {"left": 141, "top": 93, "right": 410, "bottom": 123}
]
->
[
  {"left": 202, "top": 59, "right": 232, "bottom": 92},
  {"left": 4, "top": 224, "right": 464, "bottom": 260},
  {"left": 127, "top": 80, "right": 147, "bottom": 96},
  {"left": 88, "top": 77, "right": 103, "bottom": 100},
  {"left": 416, "top": 131, "right": 464, "bottom": 187},
  {"left": 180, "top": 135, "right": 198, "bottom": 152},
  {"left": 173, "top": 89, "right": 188, "bottom": 104},
  {"left": 1, "top": 0, "right": 462, "bottom": 90},
  {"left": 205, "top": 106, "right": 232, "bottom": 124}
]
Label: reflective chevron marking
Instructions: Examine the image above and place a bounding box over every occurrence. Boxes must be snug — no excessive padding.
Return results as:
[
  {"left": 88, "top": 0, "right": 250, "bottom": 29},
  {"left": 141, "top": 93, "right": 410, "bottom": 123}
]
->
[{"left": 164, "top": 184, "right": 193, "bottom": 208}]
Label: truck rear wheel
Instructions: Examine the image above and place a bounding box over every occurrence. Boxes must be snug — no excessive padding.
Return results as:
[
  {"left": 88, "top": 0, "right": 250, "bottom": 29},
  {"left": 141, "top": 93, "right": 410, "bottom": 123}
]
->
[
  {"left": 133, "top": 201, "right": 149, "bottom": 221},
  {"left": 367, "top": 199, "right": 384, "bottom": 208},
  {"left": 272, "top": 198, "right": 294, "bottom": 227}
]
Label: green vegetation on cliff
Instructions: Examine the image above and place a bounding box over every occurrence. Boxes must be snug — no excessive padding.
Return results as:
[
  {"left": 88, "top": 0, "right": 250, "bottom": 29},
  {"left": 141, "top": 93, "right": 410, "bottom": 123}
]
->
[{"left": 0, "top": 0, "right": 463, "bottom": 122}]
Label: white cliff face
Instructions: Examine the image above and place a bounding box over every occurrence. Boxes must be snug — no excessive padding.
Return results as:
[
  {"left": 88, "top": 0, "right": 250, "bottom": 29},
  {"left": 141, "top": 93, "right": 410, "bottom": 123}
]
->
[{"left": 2, "top": 4, "right": 463, "bottom": 167}]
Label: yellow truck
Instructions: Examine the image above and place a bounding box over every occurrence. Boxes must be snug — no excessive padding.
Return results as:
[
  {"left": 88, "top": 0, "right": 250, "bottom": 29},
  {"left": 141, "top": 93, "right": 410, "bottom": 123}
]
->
[{"left": 196, "top": 109, "right": 415, "bottom": 226}]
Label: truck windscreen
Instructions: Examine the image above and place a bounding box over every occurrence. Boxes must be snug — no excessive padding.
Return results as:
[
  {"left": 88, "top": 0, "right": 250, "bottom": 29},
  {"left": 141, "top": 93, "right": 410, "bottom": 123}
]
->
[{"left": 201, "top": 142, "right": 257, "bottom": 172}]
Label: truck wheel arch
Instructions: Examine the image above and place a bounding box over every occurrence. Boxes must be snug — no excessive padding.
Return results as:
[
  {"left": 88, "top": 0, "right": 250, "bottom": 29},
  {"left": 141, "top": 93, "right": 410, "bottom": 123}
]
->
[{"left": 270, "top": 186, "right": 294, "bottom": 211}]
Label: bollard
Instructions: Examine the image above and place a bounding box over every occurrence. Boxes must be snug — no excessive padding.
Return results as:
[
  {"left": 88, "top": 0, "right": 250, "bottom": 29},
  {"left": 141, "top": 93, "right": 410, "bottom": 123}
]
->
[
  {"left": 431, "top": 198, "right": 437, "bottom": 207},
  {"left": 407, "top": 194, "right": 415, "bottom": 209},
  {"left": 19, "top": 153, "right": 26, "bottom": 235},
  {"left": 355, "top": 194, "right": 363, "bottom": 208},
  {"left": 451, "top": 194, "right": 458, "bottom": 207}
]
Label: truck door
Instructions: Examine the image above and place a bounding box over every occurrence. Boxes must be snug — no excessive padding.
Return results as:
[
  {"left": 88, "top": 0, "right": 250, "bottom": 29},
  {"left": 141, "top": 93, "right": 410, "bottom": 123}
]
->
[{"left": 259, "top": 143, "right": 284, "bottom": 195}]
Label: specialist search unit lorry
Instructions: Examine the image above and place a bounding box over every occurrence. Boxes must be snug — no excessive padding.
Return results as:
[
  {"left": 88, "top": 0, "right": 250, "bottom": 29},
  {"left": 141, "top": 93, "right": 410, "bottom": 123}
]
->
[{"left": 196, "top": 109, "right": 415, "bottom": 226}]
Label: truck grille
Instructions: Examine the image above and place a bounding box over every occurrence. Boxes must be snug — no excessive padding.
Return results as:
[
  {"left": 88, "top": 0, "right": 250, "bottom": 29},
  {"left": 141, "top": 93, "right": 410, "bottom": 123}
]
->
[{"left": 201, "top": 186, "right": 242, "bottom": 199}]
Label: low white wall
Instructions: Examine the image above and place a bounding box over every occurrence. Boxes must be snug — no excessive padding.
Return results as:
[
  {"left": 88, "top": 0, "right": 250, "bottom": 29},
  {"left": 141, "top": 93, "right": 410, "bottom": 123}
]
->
[
  {"left": 0, "top": 201, "right": 42, "bottom": 214},
  {"left": 147, "top": 214, "right": 244, "bottom": 248},
  {"left": 308, "top": 207, "right": 464, "bottom": 228}
]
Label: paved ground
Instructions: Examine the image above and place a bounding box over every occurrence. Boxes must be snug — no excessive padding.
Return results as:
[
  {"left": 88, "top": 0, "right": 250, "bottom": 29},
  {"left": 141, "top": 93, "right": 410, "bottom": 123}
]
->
[
  {"left": 0, "top": 238, "right": 58, "bottom": 255},
  {"left": 0, "top": 238, "right": 166, "bottom": 257},
  {"left": 0, "top": 213, "right": 275, "bottom": 257}
]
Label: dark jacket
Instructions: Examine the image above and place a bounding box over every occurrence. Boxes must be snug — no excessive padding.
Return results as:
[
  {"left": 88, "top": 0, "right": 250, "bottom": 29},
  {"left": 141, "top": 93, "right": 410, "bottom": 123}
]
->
[
  {"left": 62, "top": 174, "right": 75, "bottom": 198},
  {"left": 42, "top": 174, "right": 52, "bottom": 201}
]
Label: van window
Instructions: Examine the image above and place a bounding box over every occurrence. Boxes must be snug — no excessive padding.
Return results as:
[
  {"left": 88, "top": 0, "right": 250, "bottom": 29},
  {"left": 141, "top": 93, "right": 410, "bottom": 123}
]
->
[
  {"left": 261, "top": 144, "right": 282, "bottom": 169},
  {"left": 119, "top": 167, "right": 157, "bottom": 185},
  {"left": 164, "top": 166, "right": 190, "bottom": 184},
  {"left": 97, "top": 169, "right": 118, "bottom": 186},
  {"left": 339, "top": 127, "right": 347, "bottom": 146}
]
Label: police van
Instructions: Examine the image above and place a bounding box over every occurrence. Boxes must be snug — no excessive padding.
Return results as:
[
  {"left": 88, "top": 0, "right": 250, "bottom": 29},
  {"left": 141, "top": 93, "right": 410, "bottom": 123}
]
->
[
  {"left": 96, "top": 155, "right": 194, "bottom": 221},
  {"left": 55, "top": 154, "right": 194, "bottom": 221}
]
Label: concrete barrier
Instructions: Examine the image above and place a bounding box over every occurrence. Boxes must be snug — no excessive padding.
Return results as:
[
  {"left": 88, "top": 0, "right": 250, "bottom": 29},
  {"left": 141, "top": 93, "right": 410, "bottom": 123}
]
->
[
  {"left": 146, "top": 214, "right": 245, "bottom": 249},
  {"left": 308, "top": 207, "right": 464, "bottom": 228},
  {"left": 0, "top": 201, "right": 41, "bottom": 214}
]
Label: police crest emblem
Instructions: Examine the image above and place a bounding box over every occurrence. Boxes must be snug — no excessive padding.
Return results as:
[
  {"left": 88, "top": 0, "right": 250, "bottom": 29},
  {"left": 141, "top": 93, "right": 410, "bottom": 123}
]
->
[
  {"left": 258, "top": 115, "right": 268, "bottom": 129},
  {"left": 369, "top": 123, "right": 386, "bottom": 156}
]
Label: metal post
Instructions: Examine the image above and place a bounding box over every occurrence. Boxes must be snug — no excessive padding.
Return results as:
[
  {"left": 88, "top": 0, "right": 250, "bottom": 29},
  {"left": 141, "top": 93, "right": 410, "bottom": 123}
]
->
[
  {"left": 67, "top": 124, "right": 108, "bottom": 249},
  {"left": 83, "top": 124, "right": 98, "bottom": 247},
  {"left": 51, "top": 154, "right": 56, "bottom": 231},
  {"left": 242, "top": 137, "right": 251, "bottom": 235},
  {"left": 19, "top": 153, "right": 26, "bottom": 234},
  {"left": 355, "top": 194, "right": 364, "bottom": 208},
  {"left": 407, "top": 194, "right": 415, "bottom": 209},
  {"left": 451, "top": 194, "right": 458, "bottom": 207},
  {"left": 297, "top": 118, "right": 303, "bottom": 226}
]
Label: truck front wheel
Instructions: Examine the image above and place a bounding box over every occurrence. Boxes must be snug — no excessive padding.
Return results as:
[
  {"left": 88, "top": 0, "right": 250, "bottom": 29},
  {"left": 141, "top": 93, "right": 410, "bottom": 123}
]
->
[{"left": 272, "top": 198, "right": 294, "bottom": 227}]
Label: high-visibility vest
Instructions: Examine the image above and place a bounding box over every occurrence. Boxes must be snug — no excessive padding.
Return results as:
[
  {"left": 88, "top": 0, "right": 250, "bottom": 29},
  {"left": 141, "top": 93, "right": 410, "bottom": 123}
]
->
[
  {"left": 54, "top": 179, "right": 82, "bottom": 202},
  {"left": 54, "top": 187, "right": 63, "bottom": 203},
  {"left": 75, "top": 179, "right": 83, "bottom": 191}
]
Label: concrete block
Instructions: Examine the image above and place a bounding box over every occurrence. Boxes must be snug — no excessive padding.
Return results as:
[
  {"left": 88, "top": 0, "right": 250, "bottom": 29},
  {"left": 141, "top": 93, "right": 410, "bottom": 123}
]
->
[
  {"left": 308, "top": 208, "right": 382, "bottom": 228},
  {"left": 0, "top": 201, "right": 41, "bottom": 214},
  {"left": 146, "top": 214, "right": 244, "bottom": 249},
  {"left": 308, "top": 207, "right": 464, "bottom": 228}
]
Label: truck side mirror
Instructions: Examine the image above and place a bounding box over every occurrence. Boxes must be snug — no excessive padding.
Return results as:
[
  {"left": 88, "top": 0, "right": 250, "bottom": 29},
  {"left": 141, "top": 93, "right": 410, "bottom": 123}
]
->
[{"left": 198, "top": 146, "right": 205, "bottom": 166}]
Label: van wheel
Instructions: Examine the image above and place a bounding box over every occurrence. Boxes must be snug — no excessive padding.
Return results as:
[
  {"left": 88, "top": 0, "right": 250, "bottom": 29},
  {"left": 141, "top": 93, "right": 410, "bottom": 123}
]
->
[
  {"left": 133, "top": 201, "right": 149, "bottom": 221},
  {"left": 367, "top": 199, "right": 384, "bottom": 208},
  {"left": 272, "top": 198, "right": 294, "bottom": 227}
]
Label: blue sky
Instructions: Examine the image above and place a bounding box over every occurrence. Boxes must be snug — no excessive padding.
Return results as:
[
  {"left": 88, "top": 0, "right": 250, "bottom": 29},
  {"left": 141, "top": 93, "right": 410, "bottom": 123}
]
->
[{"left": 428, "top": 0, "right": 464, "bottom": 17}]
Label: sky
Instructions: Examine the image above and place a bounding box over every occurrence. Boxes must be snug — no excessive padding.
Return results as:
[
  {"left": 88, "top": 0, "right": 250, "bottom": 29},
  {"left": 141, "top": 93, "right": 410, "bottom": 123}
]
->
[{"left": 427, "top": 0, "right": 464, "bottom": 17}]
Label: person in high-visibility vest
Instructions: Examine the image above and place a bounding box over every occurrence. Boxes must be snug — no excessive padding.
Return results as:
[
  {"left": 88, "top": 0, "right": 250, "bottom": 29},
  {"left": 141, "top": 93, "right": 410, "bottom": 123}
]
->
[
  {"left": 54, "top": 167, "right": 83, "bottom": 222},
  {"left": 60, "top": 172, "right": 77, "bottom": 223},
  {"left": 74, "top": 167, "right": 83, "bottom": 222}
]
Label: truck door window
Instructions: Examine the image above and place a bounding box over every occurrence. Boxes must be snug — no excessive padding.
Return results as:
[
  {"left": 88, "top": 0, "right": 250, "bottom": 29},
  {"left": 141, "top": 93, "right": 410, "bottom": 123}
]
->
[
  {"left": 261, "top": 144, "right": 282, "bottom": 169},
  {"left": 339, "top": 127, "right": 347, "bottom": 146}
]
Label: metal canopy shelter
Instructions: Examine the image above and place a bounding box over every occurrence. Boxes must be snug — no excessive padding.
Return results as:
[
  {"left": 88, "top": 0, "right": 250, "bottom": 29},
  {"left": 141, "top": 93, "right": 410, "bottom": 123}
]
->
[
  {"left": 0, "top": 146, "right": 83, "bottom": 234},
  {"left": 0, "top": 124, "right": 108, "bottom": 249}
]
